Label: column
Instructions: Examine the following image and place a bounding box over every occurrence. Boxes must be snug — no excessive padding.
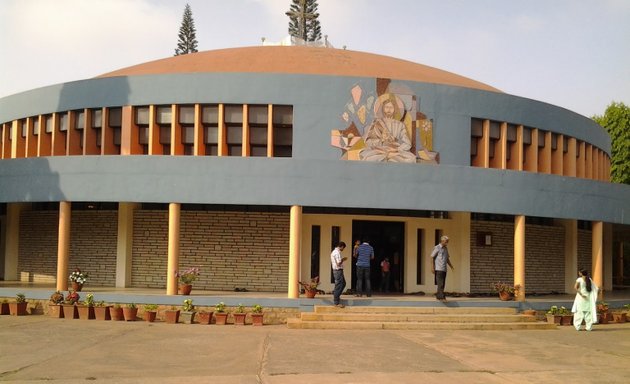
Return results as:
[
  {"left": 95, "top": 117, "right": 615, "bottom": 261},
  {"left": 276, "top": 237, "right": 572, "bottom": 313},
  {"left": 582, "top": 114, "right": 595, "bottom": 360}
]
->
[
  {"left": 3, "top": 203, "right": 29, "bottom": 280},
  {"left": 116, "top": 203, "right": 139, "bottom": 287},
  {"left": 514, "top": 215, "right": 525, "bottom": 301},
  {"left": 56, "top": 201, "right": 71, "bottom": 291},
  {"left": 592, "top": 221, "right": 603, "bottom": 299},
  {"left": 166, "top": 203, "right": 181, "bottom": 295},
  {"left": 288, "top": 205, "right": 302, "bottom": 298}
]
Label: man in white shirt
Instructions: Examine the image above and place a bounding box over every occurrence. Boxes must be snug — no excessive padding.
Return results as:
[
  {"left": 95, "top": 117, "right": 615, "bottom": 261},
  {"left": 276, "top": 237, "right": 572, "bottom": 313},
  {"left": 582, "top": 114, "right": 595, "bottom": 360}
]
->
[{"left": 330, "top": 242, "right": 347, "bottom": 308}]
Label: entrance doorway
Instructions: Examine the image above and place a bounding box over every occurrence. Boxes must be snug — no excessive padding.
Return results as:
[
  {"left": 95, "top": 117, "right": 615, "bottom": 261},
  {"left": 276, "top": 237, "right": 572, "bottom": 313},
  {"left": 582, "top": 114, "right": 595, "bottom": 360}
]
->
[{"left": 352, "top": 220, "right": 405, "bottom": 293}]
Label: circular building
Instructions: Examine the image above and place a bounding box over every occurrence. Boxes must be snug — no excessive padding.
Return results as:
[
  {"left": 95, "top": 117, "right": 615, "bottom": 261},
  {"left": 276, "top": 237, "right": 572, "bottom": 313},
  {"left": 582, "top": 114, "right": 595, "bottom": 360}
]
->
[{"left": 0, "top": 46, "right": 628, "bottom": 298}]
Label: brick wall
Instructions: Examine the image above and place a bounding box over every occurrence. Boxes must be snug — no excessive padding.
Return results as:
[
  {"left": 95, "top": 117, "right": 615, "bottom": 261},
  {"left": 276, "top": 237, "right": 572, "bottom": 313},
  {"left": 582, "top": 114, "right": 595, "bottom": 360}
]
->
[
  {"left": 470, "top": 220, "right": 565, "bottom": 293},
  {"left": 18, "top": 210, "right": 117, "bottom": 285},
  {"left": 131, "top": 210, "right": 290, "bottom": 292}
]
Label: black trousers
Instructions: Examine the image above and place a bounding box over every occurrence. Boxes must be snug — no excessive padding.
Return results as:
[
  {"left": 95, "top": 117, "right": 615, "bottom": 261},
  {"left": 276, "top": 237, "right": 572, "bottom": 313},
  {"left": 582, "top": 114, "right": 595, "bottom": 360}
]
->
[{"left": 435, "top": 270, "right": 447, "bottom": 299}]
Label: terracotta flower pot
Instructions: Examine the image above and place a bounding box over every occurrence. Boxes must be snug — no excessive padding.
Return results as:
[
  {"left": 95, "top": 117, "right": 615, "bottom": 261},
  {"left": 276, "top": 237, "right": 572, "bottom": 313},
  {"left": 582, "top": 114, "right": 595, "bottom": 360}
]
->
[
  {"left": 94, "top": 306, "right": 111, "bottom": 320},
  {"left": 1, "top": 302, "right": 10, "bottom": 315},
  {"left": 123, "top": 307, "right": 138, "bottom": 321},
  {"left": 612, "top": 313, "right": 626, "bottom": 323},
  {"left": 48, "top": 304, "right": 64, "bottom": 318},
  {"left": 9, "top": 302, "right": 28, "bottom": 316},
  {"left": 110, "top": 307, "right": 124, "bottom": 321},
  {"left": 164, "top": 310, "right": 180, "bottom": 324},
  {"left": 305, "top": 289, "right": 317, "bottom": 299},
  {"left": 179, "top": 284, "right": 193, "bottom": 295},
  {"left": 77, "top": 305, "right": 95, "bottom": 320},
  {"left": 233, "top": 313, "right": 246, "bottom": 325},
  {"left": 561, "top": 315, "right": 573, "bottom": 326},
  {"left": 251, "top": 313, "right": 264, "bottom": 326},
  {"left": 498, "top": 291, "right": 514, "bottom": 301},
  {"left": 197, "top": 311, "right": 213, "bottom": 325},
  {"left": 214, "top": 312, "right": 228, "bottom": 325},
  {"left": 62, "top": 304, "right": 79, "bottom": 319},
  {"left": 71, "top": 282, "right": 83, "bottom": 292},
  {"left": 144, "top": 311, "right": 157, "bottom": 322}
]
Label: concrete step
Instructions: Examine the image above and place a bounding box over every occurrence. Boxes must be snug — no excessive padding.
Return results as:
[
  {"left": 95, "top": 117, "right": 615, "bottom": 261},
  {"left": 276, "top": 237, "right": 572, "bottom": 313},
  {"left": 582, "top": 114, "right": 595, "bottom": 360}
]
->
[
  {"left": 313, "top": 306, "right": 518, "bottom": 315},
  {"left": 287, "top": 306, "right": 555, "bottom": 330},
  {"left": 300, "top": 313, "right": 538, "bottom": 323},
  {"left": 287, "top": 318, "right": 557, "bottom": 330}
]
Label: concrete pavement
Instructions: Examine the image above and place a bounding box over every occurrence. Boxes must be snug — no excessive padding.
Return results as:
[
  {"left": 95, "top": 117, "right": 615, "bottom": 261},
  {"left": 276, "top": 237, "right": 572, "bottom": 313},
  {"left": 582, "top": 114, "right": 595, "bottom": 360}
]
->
[{"left": 1, "top": 314, "right": 629, "bottom": 383}]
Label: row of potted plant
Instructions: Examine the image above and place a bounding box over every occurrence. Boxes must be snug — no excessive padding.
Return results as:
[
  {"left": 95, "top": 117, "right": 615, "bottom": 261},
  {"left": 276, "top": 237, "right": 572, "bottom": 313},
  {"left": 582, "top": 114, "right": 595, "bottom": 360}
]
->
[
  {"left": 46, "top": 291, "right": 265, "bottom": 325},
  {"left": 0, "top": 293, "right": 28, "bottom": 316},
  {"left": 545, "top": 302, "right": 629, "bottom": 325}
]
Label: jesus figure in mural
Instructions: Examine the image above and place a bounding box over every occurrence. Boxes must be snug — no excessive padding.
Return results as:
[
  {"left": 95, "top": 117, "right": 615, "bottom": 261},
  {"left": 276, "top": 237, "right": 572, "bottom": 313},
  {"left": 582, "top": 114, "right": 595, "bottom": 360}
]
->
[{"left": 359, "top": 93, "right": 417, "bottom": 163}]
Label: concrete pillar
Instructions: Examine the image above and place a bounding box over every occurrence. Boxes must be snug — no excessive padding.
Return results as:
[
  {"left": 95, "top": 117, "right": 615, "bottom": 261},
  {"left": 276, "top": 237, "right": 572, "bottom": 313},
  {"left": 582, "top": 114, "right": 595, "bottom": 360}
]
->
[
  {"left": 116, "top": 202, "right": 139, "bottom": 288},
  {"left": 166, "top": 203, "right": 181, "bottom": 295},
  {"left": 288, "top": 205, "right": 302, "bottom": 298},
  {"left": 56, "top": 201, "right": 71, "bottom": 291},
  {"left": 603, "top": 222, "right": 613, "bottom": 292},
  {"left": 3, "top": 203, "right": 29, "bottom": 280},
  {"left": 592, "top": 221, "right": 603, "bottom": 299},
  {"left": 514, "top": 215, "right": 526, "bottom": 301}
]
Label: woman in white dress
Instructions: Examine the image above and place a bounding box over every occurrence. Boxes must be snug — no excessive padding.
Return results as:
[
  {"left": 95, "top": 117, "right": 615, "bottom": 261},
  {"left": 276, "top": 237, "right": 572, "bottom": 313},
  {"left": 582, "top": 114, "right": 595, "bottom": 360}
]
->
[{"left": 571, "top": 269, "right": 598, "bottom": 331}]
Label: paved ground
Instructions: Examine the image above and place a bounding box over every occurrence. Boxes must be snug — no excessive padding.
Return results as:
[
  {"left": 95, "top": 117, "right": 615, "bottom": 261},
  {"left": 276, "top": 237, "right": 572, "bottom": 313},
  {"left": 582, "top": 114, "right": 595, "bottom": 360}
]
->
[{"left": 1, "top": 314, "right": 629, "bottom": 383}]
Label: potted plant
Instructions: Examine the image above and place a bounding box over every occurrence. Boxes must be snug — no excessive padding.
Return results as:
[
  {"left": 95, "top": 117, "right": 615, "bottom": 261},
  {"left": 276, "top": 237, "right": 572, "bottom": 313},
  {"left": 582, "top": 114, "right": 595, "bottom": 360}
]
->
[
  {"left": 69, "top": 268, "right": 88, "bottom": 292},
  {"left": 491, "top": 282, "right": 520, "bottom": 301},
  {"left": 175, "top": 267, "right": 200, "bottom": 295},
  {"left": 251, "top": 304, "right": 264, "bottom": 326},
  {"left": 164, "top": 306, "right": 180, "bottom": 324},
  {"left": 233, "top": 303, "right": 246, "bottom": 325},
  {"left": 197, "top": 309, "right": 214, "bottom": 325},
  {"left": 1, "top": 299, "right": 9, "bottom": 315},
  {"left": 546, "top": 305, "right": 562, "bottom": 325},
  {"left": 214, "top": 302, "right": 228, "bottom": 325},
  {"left": 62, "top": 291, "right": 80, "bottom": 319},
  {"left": 123, "top": 303, "right": 138, "bottom": 321},
  {"left": 180, "top": 299, "right": 196, "bottom": 324},
  {"left": 9, "top": 293, "right": 28, "bottom": 316},
  {"left": 143, "top": 304, "right": 158, "bottom": 322},
  {"left": 93, "top": 301, "right": 111, "bottom": 320},
  {"left": 110, "top": 304, "right": 124, "bottom": 321},
  {"left": 299, "top": 276, "right": 321, "bottom": 298},
  {"left": 597, "top": 301, "right": 609, "bottom": 324},
  {"left": 559, "top": 306, "right": 573, "bottom": 326},
  {"left": 612, "top": 310, "right": 627, "bottom": 323},
  {"left": 49, "top": 291, "right": 65, "bottom": 318},
  {"left": 77, "top": 293, "right": 95, "bottom": 320}
]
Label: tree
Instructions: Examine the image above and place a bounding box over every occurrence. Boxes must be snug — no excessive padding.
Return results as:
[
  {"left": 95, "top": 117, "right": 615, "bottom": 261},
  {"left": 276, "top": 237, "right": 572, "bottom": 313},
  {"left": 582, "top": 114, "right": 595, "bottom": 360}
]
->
[
  {"left": 286, "top": 0, "right": 322, "bottom": 42},
  {"left": 592, "top": 102, "right": 630, "bottom": 184},
  {"left": 174, "top": 4, "right": 198, "bottom": 56}
]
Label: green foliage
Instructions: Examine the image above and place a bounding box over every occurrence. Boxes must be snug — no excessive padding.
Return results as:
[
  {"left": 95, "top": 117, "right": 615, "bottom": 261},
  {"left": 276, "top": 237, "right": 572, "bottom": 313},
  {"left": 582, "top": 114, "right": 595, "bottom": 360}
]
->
[
  {"left": 215, "top": 302, "right": 226, "bottom": 313},
  {"left": 182, "top": 299, "right": 194, "bottom": 312},
  {"left": 252, "top": 304, "right": 263, "bottom": 313},
  {"left": 592, "top": 101, "right": 630, "bottom": 184},
  {"left": 236, "top": 303, "right": 245, "bottom": 313},
  {"left": 83, "top": 293, "right": 95, "bottom": 307},
  {"left": 144, "top": 304, "right": 158, "bottom": 312},
  {"left": 16, "top": 293, "right": 26, "bottom": 303},
  {"left": 286, "top": 0, "right": 322, "bottom": 42},
  {"left": 175, "top": 3, "right": 198, "bottom": 56},
  {"left": 127, "top": 303, "right": 137, "bottom": 309}
]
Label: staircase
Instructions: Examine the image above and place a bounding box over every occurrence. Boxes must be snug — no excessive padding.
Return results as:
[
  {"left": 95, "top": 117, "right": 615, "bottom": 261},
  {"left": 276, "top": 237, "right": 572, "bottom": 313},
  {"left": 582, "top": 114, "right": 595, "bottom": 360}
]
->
[{"left": 287, "top": 305, "right": 556, "bottom": 330}]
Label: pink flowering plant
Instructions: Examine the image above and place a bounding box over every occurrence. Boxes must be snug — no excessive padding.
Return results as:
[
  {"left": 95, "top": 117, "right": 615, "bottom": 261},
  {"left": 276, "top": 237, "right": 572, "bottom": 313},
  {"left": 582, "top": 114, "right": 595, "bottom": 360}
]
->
[{"left": 176, "top": 267, "right": 200, "bottom": 285}]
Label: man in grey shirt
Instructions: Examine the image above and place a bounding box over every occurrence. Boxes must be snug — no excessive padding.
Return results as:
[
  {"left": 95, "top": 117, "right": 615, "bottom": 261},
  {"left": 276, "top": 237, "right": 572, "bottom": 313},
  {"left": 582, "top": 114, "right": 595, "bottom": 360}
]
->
[{"left": 431, "top": 235, "right": 454, "bottom": 302}]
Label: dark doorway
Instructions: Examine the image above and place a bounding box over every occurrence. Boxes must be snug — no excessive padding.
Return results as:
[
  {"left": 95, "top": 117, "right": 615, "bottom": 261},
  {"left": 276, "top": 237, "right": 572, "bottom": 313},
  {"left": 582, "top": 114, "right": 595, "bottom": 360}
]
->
[{"left": 352, "top": 220, "right": 405, "bottom": 293}]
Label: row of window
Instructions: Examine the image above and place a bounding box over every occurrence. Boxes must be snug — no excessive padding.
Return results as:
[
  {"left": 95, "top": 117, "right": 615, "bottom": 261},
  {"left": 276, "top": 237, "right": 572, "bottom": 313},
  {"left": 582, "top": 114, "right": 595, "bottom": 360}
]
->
[
  {"left": 470, "top": 118, "right": 610, "bottom": 182},
  {"left": 0, "top": 104, "right": 293, "bottom": 159}
]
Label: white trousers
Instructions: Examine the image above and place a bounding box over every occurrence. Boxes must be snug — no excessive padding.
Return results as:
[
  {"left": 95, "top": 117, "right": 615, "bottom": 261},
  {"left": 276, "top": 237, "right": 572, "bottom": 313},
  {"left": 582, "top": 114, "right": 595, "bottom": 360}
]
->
[{"left": 573, "top": 310, "right": 594, "bottom": 331}]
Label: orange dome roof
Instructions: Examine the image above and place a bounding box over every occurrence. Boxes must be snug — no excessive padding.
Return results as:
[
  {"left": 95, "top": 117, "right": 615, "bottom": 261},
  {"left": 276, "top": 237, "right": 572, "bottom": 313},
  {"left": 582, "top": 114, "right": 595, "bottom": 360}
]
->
[{"left": 98, "top": 46, "right": 500, "bottom": 93}]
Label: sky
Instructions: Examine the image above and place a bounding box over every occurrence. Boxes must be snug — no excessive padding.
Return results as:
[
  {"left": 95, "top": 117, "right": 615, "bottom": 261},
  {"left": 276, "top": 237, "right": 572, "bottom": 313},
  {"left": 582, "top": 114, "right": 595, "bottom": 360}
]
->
[{"left": 0, "top": 0, "right": 628, "bottom": 118}]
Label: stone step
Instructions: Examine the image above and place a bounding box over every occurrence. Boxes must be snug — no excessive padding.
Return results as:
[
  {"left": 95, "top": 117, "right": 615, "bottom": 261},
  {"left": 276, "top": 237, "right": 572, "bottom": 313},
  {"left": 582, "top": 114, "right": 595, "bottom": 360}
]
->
[
  {"left": 287, "top": 318, "right": 557, "bottom": 330},
  {"left": 313, "top": 306, "right": 518, "bottom": 315},
  {"left": 300, "top": 313, "right": 538, "bottom": 323}
]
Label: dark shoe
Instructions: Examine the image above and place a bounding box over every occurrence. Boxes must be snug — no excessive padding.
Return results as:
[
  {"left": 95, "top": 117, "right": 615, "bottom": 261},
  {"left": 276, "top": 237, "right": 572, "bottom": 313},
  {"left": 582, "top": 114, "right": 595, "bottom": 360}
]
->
[{"left": 335, "top": 304, "right": 345, "bottom": 308}]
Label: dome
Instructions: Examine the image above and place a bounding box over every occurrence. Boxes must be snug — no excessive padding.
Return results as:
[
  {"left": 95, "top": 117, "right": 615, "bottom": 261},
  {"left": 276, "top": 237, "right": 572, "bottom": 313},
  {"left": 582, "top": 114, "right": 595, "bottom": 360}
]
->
[{"left": 98, "top": 46, "right": 501, "bottom": 93}]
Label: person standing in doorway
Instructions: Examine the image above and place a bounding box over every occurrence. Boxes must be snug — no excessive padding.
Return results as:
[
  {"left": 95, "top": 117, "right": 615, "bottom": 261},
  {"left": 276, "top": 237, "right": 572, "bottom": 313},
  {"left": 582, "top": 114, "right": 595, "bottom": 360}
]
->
[
  {"left": 380, "top": 257, "right": 391, "bottom": 293},
  {"left": 355, "top": 239, "right": 375, "bottom": 297},
  {"left": 431, "top": 235, "right": 454, "bottom": 302},
  {"left": 330, "top": 242, "right": 347, "bottom": 308},
  {"left": 571, "top": 269, "right": 598, "bottom": 331}
]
